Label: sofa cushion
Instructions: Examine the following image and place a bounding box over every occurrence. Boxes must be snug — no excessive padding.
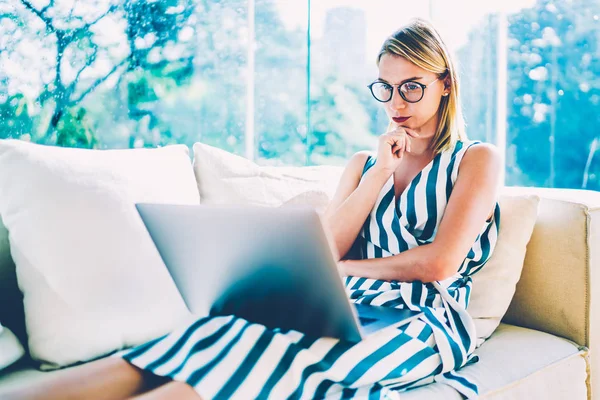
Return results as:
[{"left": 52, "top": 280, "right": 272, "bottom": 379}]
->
[
  {"left": 0, "top": 323, "right": 586, "bottom": 399},
  {"left": 0, "top": 357, "right": 44, "bottom": 394},
  {"left": 401, "top": 323, "right": 588, "bottom": 399},
  {"left": 192, "top": 142, "right": 341, "bottom": 213},
  {"left": 0, "top": 139, "right": 199, "bottom": 369},
  {"left": 468, "top": 194, "right": 539, "bottom": 345},
  {"left": 501, "top": 187, "right": 600, "bottom": 397},
  {"left": 0, "top": 327, "right": 24, "bottom": 371}
]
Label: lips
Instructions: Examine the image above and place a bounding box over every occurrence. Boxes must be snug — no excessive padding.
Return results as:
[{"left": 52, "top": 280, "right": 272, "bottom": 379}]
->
[{"left": 392, "top": 116, "right": 411, "bottom": 124}]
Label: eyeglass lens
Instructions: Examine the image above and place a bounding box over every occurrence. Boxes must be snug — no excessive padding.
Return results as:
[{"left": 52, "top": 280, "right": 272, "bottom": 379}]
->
[{"left": 371, "top": 82, "right": 423, "bottom": 103}]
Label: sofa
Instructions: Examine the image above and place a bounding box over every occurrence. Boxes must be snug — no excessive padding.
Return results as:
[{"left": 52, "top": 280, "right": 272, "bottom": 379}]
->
[{"left": 0, "top": 140, "right": 598, "bottom": 399}]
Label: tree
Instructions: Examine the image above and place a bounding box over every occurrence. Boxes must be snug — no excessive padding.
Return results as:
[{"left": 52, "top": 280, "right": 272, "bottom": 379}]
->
[
  {"left": 458, "top": 0, "right": 600, "bottom": 190},
  {"left": 0, "top": 94, "right": 34, "bottom": 140},
  {"left": 0, "top": 0, "right": 195, "bottom": 148},
  {"left": 507, "top": 0, "right": 600, "bottom": 189},
  {"left": 1, "top": 0, "right": 382, "bottom": 165}
]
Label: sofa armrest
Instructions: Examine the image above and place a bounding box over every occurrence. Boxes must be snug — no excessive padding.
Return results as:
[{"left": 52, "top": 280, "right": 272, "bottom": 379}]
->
[{"left": 501, "top": 187, "right": 600, "bottom": 397}]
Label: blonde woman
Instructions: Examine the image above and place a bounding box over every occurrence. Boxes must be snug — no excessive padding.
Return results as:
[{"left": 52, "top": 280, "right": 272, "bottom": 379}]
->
[{"left": 7, "top": 18, "right": 500, "bottom": 400}]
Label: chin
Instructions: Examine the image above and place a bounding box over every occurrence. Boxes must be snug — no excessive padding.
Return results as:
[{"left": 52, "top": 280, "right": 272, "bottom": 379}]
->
[{"left": 402, "top": 120, "right": 419, "bottom": 130}]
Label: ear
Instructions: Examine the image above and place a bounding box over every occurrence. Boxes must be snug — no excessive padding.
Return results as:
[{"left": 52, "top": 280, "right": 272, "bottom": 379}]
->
[{"left": 443, "top": 74, "right": 452, "bottom": 96}]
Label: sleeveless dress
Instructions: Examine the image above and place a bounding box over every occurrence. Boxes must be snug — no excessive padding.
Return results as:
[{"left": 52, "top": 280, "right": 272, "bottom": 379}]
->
[{"left": 115, "top": 140, "right": 500, "bottom": 399}]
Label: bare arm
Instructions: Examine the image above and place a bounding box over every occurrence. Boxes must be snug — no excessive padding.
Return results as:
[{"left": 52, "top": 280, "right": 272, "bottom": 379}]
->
[
  {"left": 340, "top": 143, "right": 502, "bottom": 283},
  {"left": 323, "top": 151, "right": 390, "bottom": 261}
]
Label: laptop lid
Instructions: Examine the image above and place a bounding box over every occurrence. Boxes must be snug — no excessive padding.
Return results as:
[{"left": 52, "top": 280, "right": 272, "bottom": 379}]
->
[{"left": 136, "top": 203, "right": 364, "bottom": 342}]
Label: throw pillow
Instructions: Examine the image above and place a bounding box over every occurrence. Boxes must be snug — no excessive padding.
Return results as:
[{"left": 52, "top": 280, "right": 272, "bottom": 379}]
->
[
  {"left": 468, "top": 194, "right": 540, "bottom": 346},
  {"left": 192, "top": 142, "right": 343, "bottom": 213},
  {"left": 0, "top": 139, "right": 199, "bottom": 369}
]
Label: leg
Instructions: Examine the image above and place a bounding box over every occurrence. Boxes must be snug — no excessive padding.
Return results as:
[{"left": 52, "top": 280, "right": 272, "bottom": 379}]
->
[
  {"left": 2, "top": 356, "right": 169, "bottom": 400},
  {"left": 129, "top": 381, "right": 201, "bottom": 400}
]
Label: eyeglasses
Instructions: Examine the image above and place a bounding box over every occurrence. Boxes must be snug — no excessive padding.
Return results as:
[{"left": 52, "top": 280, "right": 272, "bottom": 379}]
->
[{"left": 368, "top": 77, "right": 441, "bottom": 103}]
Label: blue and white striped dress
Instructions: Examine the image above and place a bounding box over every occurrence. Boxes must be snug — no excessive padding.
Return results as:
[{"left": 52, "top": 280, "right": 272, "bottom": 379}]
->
[{"left": 117, "top": 139, "right": 500, "bottom": 399}]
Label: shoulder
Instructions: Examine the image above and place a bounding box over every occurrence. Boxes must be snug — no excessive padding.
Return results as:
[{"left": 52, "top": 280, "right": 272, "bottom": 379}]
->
[
  {"left": 345, "top": 150, "right": 374, "bottom": 176},
  {"left": 348, "top": 150, "right": 373, "bottom": 165},
  {"left": 461, "top": 142, "right": 502, "bottom": 170},
  {"left": 457, "top": 142, "right": 502, "bottom": 183},
  {"left": 324, "top": 151, "right": 375, "bottom": 218}
]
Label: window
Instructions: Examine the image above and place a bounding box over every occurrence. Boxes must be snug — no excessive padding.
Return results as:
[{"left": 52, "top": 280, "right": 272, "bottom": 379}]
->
[{"left": 1, "top": 0, "right": 598, "bottom": 189}]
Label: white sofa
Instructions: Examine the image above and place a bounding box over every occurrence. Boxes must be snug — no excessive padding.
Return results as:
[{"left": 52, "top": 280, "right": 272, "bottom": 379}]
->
[{"left": 0, "top": 141, "right": 598, "bottom": 399}]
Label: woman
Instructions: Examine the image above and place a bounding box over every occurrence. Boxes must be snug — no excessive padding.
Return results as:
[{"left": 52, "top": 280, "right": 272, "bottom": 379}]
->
[{"left": 9, "top": 18, "right": 500, "bottom": 400}]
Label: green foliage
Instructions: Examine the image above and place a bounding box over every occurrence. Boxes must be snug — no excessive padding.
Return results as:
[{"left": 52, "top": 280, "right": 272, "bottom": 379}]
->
[
  {"left": 55, "top": 107, "right": 98, "bottom": 149},
  {"left": 506, "top": 0, "right": 600, "bottom": 189},
  {"left": 460, "top": 0, "right": 600, "bottom": 190},
  {"left": 308, "top": 76, "right": 376, "bottom": 165},
  {"left": 0, "top": 94, "right": 33, "bottom": 140}
]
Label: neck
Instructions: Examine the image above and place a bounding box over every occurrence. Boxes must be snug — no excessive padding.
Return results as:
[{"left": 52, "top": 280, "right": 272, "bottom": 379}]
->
[{"left": 407, "top": 134, "right": 435, "bottom": 157}]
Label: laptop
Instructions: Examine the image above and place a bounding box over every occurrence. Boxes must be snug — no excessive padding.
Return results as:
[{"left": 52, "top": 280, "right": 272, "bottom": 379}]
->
[{"left": 136, "top": 203, "right": 422, "bottom": 342}]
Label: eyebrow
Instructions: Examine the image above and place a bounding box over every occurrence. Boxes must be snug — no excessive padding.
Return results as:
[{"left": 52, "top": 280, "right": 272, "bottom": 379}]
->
[{"left": 377, "top": 76, "right": 423, "bottom": 85}]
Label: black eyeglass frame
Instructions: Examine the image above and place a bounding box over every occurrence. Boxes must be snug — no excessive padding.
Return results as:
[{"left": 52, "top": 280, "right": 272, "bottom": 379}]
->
[{"left": 367, "top": 76, "right": 442, "bottom": 103}]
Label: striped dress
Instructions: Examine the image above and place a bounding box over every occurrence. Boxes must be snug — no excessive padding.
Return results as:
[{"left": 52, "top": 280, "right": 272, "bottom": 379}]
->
[{"left": 117, "top": 139, "right": 500, "bottom": 399}]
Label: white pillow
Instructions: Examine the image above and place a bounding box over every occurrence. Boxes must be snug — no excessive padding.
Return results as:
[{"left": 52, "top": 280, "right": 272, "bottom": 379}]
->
[
  {"left": 0, "top": 325, "right": 24, "bottom": 370},
  {"left": 281, "top": 190, "right": 333, "bottom": 212},
  {"left": 0, "top": 139, "right": 198, "bottom": 369},
  {"left": 192, "top": 142, "right": 342, "bottom": 213},
  {"left": 469, "top": 194, "right": 540, "bottom": 346}
]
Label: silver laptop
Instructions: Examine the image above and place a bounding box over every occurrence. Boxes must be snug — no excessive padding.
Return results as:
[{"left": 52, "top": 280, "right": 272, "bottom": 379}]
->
[{"left": 136, "top": 203, "right": 421, "bottom": 342}]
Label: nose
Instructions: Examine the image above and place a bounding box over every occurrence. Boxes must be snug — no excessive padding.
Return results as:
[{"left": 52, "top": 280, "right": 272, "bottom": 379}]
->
[{"left": 390, "top": 89, "right": 407, "bottom": 110}]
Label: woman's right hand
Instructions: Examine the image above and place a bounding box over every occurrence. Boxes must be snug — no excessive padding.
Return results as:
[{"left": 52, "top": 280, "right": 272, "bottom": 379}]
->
[{"left": 374, "top": 126, "right": 420, "bottom": 174}]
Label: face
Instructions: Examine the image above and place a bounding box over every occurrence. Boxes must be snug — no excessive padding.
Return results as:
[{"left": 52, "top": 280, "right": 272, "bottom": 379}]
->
[{"left": 376, "top": 53, "right": 448, "bottom": 137}]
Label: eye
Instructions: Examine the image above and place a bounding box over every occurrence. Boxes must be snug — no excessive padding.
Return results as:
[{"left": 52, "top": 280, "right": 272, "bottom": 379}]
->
[{"left": 403, "top": 82, "right": 420, "bottom": 91}]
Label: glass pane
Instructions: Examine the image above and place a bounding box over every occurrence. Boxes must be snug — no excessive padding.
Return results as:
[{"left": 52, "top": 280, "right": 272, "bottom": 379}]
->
[
  {"left": 437, "top": 0, "right": 600, "bottom": 190},
  {"left": 307, "top": 1, "right": 430, "bottom": 166},
  {"left": 505, "top": 0, "right": 600, "bottom": 189},
  {"left": 431, "top": 2, "right": 534, "bottom": 162},
  {"left": 0, "top": 0, "right": 248, "bottom": 154},
  {"left": 255, "top": 0, "right": 308, "bottom": 165},
  {"left": 453, "top": 14, "right": 500, "bottom": 145}
]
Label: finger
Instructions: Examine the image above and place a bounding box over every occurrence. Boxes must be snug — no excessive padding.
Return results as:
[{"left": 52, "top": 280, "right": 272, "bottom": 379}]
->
[
  {"left": 388, "top": 127, "right": 405, "bottom": 136},
  {"left": 396, "top": 136, "right": 405, "bottom": 158},
  {"left": 385, "top": 126, "right": 403, "bottom": 135},
  {"left": 386, "top": 135, "right": 400, "bottom": 147},
  {"left": 403, "top": 128, "right": 420, "bottom": 138},
  {"left": 406, "top": 137, "right": 411, "bottom": 153}
]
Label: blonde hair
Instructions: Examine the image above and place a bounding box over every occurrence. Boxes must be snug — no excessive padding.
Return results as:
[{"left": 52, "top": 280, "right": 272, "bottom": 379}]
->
[{"left": 377, "top": 18, "right": 467, "bottom": 154}]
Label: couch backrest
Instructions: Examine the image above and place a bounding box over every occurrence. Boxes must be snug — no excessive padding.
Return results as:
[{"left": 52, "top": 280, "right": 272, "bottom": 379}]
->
[
  {"left": 1, "top": 186, "right": 598, "bottom": 386},
  {"left": 502, "top": 186, "right": 600, "bottom": 397}
]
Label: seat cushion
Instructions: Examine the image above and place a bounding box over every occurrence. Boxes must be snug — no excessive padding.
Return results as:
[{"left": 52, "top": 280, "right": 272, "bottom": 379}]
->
[
  {"left": 0, "top": 358, "right": 44, "bottom": 394},
  {"left": 0, "top": 324, "right": 587, "bottom": 399},
  {"left": 402, "top": 324, "right": 587, "bottom": 399},
  {"left": 0, "top": 327, "right": 24, "bottom": 371}
]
